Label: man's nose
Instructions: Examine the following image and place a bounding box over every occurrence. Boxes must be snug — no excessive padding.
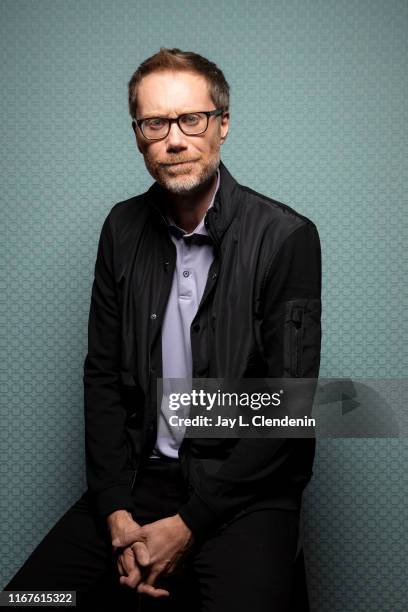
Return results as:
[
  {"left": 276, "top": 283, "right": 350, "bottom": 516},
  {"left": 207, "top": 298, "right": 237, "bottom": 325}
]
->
[{"left": 166, "top": 121, "right": 188, "bottom": 149}]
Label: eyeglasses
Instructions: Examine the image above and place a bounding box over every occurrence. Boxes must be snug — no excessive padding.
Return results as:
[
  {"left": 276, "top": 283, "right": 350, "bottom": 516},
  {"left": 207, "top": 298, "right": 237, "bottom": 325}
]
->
[{"left": 132, "top": 108, "right": 226, "bottom": 141}]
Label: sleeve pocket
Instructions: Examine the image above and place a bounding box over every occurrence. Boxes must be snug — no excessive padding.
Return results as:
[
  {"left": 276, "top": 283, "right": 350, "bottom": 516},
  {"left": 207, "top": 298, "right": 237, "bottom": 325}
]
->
[{"left": 283, "top": 298, "right": 321, "bottom": 378}]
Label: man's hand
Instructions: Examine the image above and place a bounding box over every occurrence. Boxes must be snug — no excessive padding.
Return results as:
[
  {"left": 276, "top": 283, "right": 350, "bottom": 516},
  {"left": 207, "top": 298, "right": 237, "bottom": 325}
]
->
[
  {"left": 112, "top": 514, "right": 194, "bottom": 598},
  {"left": 106, "top": 509, "right": 151, "bottom": 591}
]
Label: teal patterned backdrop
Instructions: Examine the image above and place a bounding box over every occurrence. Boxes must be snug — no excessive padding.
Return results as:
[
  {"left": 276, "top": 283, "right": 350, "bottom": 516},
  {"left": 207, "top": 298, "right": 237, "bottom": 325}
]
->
[{"left": 1, "top": 1, "right": 407, "bottom": 610}]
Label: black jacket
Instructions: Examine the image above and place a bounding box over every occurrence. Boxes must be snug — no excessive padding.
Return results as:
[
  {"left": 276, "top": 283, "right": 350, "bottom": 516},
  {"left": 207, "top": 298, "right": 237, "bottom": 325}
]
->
[{"left": 83, "top": 160, "right": 322, "bottom": 539}]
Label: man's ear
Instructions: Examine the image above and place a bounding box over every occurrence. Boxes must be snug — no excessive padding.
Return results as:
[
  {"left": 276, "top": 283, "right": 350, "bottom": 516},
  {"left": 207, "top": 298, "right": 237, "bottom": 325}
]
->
[
  {"left": 220, "top": 111, "right": 230, "bottom": 145},
  {"left": 131, "top": 121, "right": 144, "bottom": 154},
  {"left": 131, "top": 121, "right": 139, "bottom": 139}
]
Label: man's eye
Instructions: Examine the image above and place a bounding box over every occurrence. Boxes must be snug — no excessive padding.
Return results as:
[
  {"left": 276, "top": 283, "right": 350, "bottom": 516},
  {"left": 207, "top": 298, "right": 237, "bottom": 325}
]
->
[
  {"left": 181, "top": 114, "right": 200, "bottom": 125},
  {"left": 147, "top": 118, "right": 166, "bottom": 129}
]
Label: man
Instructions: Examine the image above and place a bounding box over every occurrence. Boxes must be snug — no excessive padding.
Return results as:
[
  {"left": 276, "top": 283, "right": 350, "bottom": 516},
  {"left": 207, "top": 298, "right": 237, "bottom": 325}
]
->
[{"left": 3, "top": 48, "right": 321, "bottom": 611}]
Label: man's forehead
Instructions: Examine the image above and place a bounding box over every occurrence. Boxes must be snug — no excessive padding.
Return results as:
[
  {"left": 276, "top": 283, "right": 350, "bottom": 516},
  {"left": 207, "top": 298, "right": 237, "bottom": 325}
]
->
[{"left": 137, "top": 70, "right": 212, "bottom": 116}]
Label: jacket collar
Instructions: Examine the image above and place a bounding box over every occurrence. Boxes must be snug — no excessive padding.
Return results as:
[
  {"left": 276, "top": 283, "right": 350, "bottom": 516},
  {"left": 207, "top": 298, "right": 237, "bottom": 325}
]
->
[{"left": 146, "top": 159, "right": 241, "bottom": 244}]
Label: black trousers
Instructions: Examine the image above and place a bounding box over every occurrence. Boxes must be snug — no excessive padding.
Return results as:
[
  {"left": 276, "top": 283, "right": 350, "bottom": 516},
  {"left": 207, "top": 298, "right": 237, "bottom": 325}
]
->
[{"left": 3, "top": 457, "right": 309, "bottom": 611}]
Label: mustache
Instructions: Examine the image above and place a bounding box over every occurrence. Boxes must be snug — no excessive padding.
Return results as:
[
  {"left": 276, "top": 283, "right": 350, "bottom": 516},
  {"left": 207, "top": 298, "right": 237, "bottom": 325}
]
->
[{"left": 160, "top": 159, "right": 198, "bottom": 166}]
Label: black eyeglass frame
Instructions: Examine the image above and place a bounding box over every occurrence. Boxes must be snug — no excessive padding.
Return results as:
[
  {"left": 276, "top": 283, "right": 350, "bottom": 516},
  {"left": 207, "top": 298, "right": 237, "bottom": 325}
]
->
[{"left": 132, "top": 108, "right": 227, "bottom": 140}]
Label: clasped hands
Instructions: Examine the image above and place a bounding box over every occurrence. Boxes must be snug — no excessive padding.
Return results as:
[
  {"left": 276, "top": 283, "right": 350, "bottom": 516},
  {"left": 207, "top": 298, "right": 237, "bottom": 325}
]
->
[{"left": 108, "top": 510, "right": 194, "bottom": 598}]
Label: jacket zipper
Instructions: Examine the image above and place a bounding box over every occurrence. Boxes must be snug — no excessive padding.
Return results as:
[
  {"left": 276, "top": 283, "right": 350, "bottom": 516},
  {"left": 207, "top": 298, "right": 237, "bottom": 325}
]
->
[
  {"left": 199, "top": 210, "right": 221, "bottom": 308},
  {"left": 129, "top": 206, "right": 220, "bottom": 488},
  {"left": 131, "top": 236, "right": 176, "bottom": 489}
]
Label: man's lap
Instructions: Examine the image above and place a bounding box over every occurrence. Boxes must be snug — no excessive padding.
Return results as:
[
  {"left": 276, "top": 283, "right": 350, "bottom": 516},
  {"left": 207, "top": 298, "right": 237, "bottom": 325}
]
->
[{"left": 3, "top": 459, "right": 304, "bottom": 611}]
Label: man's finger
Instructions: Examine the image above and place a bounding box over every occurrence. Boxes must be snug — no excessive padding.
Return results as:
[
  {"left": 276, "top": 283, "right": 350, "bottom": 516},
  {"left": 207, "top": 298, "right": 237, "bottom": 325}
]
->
[
  {"left": 137, "top": 582, "right": 170, "bottom": 598},
  {"left": 132, "top": 541, "right": 150, "bottom": 566},
  {"left": 137, "top": 569, "right": 170, "bottom": 598},
  {"left": 120, "top": 547, "right": 140, "bottom": 576},
  {"left": 119, "top": 564, "right": 142, "bottom": 589},
  {"left": 118, "top": 546, "right": 144, "bottom": 589},
  {"left": 116, "top": 556, "right": 125, "bottom": 577}
]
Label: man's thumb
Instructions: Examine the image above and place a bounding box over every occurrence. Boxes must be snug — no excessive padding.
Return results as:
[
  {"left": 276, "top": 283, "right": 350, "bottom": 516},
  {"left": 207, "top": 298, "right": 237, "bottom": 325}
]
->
[{"left": 112, "top": 526, "right": 144, "bottom": 548}]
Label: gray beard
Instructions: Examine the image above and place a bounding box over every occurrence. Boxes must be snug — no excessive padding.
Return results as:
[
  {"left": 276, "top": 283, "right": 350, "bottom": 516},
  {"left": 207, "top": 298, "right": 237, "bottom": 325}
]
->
[{"left": 155, "top": 155, "right": 220, "bottom": 195}]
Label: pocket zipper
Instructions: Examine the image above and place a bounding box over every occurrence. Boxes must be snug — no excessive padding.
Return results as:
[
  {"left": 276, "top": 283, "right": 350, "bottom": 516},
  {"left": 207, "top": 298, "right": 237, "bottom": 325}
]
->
[
  {"left": 130, "top": 463, "right": 139, "bottom": 491},
  {"left": 291, "top": 307, "right": 304, "bottom": 377}
]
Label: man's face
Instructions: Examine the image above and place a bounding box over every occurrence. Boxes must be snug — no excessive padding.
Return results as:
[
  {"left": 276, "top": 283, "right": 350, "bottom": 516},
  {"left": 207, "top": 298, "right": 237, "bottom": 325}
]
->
[{"left": 132, "top": 70, "right": 229, "bottom": 195}]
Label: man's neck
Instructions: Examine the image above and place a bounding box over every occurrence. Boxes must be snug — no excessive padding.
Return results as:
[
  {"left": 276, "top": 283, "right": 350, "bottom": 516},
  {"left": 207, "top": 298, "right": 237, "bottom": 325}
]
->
[{"left": 163, "top": 171, "right": 218, "bottom": 234}]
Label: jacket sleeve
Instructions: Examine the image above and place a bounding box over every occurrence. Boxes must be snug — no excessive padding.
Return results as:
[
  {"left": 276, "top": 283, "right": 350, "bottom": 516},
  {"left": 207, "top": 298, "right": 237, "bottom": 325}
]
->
[
  {"left": 83, "top": 211, "right": 135, "bottom": 519},
  {"left": 177, "top": 221, "right": 322, "bottom": 538}
]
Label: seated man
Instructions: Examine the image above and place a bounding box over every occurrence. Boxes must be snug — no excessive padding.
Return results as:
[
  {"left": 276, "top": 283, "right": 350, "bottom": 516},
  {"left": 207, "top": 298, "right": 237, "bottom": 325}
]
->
[{"left": 3, "top": 47, "right": 322, "bottom": 611}]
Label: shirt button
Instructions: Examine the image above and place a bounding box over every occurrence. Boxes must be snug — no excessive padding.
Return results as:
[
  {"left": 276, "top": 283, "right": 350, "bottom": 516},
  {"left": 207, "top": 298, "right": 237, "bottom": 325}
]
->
[
  {"left": 183, "top": 270, "right": 190, "bottom": 277},
  {"left": 192, "top": 323, "right": 200, "bottom": 332},
  {"left": 150, "top": 313, "right": 157, "bottom": 320}
]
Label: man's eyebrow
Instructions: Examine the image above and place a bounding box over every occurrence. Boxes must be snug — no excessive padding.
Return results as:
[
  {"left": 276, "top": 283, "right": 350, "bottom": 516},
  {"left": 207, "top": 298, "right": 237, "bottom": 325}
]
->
[{"left": 140, "top": 109, "right": 199, "bottom": 118}]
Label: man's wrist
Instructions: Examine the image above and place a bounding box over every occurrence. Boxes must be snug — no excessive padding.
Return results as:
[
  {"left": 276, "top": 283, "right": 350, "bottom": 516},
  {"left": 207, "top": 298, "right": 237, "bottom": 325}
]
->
[
  {"left": 106, "top": 509, "right": 134, "bottom": 529},
  {"left": 175, "top": 513, "right": 193, "bottom": 540}
]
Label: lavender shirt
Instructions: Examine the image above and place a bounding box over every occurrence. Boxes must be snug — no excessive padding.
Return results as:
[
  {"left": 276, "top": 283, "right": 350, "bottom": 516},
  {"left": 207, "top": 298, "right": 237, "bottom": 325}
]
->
[{"left": 150, "top": 167, "right": 221, "bottom": 458}]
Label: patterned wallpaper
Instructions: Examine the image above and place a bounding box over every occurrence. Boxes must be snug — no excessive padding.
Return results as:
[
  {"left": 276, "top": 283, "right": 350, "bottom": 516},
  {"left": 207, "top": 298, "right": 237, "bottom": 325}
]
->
[{"left": 1, "top": 1, "right": 407, "bottom": 609}]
